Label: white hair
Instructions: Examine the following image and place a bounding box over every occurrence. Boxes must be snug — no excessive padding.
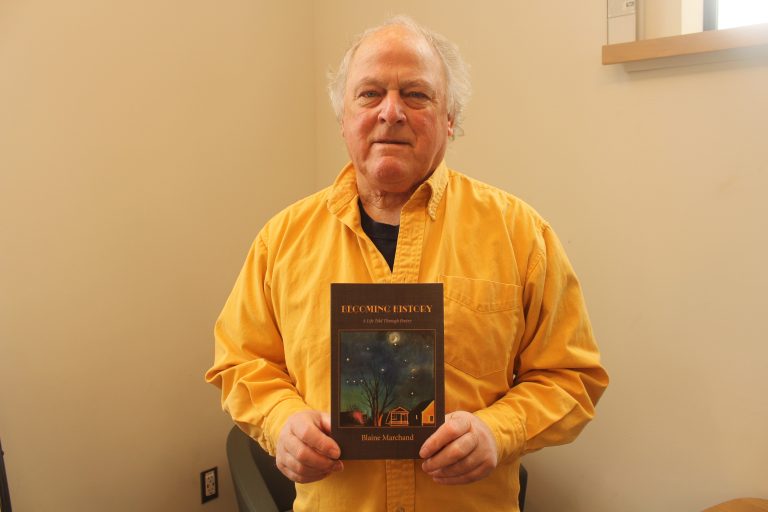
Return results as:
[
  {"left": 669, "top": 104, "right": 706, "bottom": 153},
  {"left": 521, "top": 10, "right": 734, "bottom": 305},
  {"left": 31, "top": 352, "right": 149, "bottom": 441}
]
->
[{"left": 327, "top": 15, "right": 471, "bottom": 137}]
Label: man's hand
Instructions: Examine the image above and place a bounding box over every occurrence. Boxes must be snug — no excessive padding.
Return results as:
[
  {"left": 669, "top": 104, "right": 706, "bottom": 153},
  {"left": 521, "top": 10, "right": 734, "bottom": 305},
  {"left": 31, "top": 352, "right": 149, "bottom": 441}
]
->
[
  {"left": 276, "top": 410, "right": 343, "bottom": 483},
  {"left": 419, "top": 411, "right": 498, "bottom": 485}
]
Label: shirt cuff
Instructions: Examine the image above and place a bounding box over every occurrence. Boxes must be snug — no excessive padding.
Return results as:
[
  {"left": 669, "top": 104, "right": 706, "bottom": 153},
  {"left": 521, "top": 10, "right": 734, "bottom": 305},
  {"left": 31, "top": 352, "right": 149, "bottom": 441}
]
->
[
  {"left": 263, "top": 397, "right": 313, "bottom": 455},
  {"left": 473, "top": 406, "right": 526, "bottom": 463}
]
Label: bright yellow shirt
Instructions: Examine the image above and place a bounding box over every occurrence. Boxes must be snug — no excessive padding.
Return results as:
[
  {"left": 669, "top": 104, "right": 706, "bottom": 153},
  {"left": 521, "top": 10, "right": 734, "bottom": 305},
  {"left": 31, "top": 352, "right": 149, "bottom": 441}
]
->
[{"left": 206, "top": 161, "right": 608, "bottom": 512}]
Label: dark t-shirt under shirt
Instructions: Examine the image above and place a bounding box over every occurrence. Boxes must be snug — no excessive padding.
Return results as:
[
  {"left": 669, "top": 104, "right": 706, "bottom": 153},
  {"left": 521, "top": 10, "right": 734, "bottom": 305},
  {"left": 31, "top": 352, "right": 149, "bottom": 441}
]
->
[{"left": 358, "top": 199, "right": 399, "bottom": 271}]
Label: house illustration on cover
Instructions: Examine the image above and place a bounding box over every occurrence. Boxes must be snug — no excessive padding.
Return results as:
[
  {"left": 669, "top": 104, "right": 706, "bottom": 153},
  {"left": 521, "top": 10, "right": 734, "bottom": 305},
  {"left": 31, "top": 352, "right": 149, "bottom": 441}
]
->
[
  {"left": 387, "top": 406, "right": 410, "bottom": 426},
  {"left": 385, "top": 401, "right": 436, "bottom": 427},
  {"left": 420, "top": 400, "right": 435, "bottom": 425},
  {"left": 408, "top": 400, "right": 435, "bottom": 426}
]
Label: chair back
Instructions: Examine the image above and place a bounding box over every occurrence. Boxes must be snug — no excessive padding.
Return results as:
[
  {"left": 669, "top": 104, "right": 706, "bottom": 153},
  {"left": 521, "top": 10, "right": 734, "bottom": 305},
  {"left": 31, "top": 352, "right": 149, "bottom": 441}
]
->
[
  {"left": 227, "top": 426, "right": 296, "bottom": 512},
  {"left": 0, "top": 438, "right": 12, "bottom": 512},
  {"left": 247, "top": 439, "right": 296, "bottom": 511}
]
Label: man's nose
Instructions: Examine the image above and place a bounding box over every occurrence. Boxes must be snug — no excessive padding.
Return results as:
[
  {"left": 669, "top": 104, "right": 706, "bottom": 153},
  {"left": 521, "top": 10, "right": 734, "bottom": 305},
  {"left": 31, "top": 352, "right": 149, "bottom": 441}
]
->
[{"left": 378, "top": 91, "right": 406, "bottom": 125}]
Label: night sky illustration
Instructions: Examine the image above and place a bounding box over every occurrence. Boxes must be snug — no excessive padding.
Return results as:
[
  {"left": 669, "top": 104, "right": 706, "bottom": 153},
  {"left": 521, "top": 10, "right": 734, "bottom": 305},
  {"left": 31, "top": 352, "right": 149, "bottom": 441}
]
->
[{"left": 339, "top": 330, "right": 435, "bottom": 427}]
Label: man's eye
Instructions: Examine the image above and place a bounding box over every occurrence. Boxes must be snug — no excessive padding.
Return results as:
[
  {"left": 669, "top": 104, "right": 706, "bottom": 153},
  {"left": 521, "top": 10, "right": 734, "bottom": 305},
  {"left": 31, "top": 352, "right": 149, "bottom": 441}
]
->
[
  {"left": 359, "top": 91, "right": 380, "bottom": 98},
  {"left": 406, "top": 91, "right": 429, "bottom": 100}
]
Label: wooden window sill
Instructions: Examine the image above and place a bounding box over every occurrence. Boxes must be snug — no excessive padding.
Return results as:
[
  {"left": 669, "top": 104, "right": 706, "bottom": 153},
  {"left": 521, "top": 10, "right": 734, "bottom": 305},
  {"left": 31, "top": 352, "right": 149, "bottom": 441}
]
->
[{"left": 602, "top": 22, "right": 768, "bottom": 65}]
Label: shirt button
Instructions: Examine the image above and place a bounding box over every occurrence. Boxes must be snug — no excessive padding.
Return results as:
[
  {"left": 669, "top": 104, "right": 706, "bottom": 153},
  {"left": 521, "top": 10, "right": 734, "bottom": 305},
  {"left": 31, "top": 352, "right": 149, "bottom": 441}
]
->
[{"left": 395, "top": 508, "right": 405, "bottom": 512}]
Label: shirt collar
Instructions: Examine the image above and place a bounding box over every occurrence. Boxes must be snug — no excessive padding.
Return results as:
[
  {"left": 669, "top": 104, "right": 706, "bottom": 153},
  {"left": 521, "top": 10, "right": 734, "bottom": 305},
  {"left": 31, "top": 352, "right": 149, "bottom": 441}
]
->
[{"left": 326, "top": 161, "right": 449, "bottom": 222}]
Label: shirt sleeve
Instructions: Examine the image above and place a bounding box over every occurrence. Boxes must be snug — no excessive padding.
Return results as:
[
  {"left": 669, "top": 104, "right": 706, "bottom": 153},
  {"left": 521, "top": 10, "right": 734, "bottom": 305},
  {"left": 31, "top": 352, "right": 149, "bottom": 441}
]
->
[
  {"left": 474, "top": 223, "right": 609, "bottom": 462},
  {"left": 204, "top": 231, "right": 311, "bottom": 455}
]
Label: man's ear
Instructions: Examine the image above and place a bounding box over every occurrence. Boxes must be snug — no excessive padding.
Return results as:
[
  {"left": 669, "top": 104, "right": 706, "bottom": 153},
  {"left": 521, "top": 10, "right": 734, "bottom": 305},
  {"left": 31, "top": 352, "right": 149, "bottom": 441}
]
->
[{"left": 447, "top": 115, "right": 455, "bottom": 138}]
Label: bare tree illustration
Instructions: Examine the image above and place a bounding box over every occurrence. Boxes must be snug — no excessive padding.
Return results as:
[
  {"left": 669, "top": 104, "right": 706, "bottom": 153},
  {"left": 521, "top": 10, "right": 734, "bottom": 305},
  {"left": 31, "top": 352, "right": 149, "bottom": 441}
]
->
[
  {"left": 358, "top": 361, "right": 397, "bottom": 426},
  {"left": 340, "top": 330, "right": 435, "bottom": 426}
]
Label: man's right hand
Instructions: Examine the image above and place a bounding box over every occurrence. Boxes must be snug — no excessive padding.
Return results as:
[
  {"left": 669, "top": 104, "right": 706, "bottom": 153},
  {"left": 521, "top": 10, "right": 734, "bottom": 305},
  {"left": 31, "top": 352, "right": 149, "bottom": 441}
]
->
[{"left": 276, "top": 410, "right": 344, "bottom": 483}]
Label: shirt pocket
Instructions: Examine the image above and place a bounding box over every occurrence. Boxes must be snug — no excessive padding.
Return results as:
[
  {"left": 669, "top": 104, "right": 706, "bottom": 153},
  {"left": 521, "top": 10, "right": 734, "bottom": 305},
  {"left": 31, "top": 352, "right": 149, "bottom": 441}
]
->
[{"left": 442, "top": 274, "right": 522, "bottom": 378}]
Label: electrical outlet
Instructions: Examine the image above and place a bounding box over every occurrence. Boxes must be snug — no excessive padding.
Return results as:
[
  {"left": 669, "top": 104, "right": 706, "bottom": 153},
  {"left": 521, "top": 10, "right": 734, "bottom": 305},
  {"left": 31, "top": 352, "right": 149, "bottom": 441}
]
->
[{"left": 200, "top": 467, "right": 218, "bottom": 503}]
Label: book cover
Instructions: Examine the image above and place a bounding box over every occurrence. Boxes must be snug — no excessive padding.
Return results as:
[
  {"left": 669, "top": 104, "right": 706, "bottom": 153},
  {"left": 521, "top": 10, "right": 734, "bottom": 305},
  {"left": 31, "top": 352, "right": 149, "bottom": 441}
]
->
[{"left": 330, "top": 283, "right": 444, "bottom": 460}]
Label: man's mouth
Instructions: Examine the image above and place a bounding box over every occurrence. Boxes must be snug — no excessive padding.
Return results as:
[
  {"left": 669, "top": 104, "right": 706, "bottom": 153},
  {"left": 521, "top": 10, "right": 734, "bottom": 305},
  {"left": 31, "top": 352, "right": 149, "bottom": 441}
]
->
[{"left": 373, "top": 139, "right": 410, "bottom": 146}]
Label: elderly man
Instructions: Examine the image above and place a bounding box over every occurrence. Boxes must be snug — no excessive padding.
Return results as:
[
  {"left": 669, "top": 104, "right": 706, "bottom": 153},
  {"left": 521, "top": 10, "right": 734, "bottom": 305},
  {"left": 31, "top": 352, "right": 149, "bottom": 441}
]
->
[{"left": 206, "top": 15, "right": 608, "bottom": 512}]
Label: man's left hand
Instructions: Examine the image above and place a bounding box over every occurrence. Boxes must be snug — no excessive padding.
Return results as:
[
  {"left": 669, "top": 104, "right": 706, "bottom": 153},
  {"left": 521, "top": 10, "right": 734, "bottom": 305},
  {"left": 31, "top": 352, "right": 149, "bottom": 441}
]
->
[{"left": 419, "top": 411, "right": 498, "bottom": 485}]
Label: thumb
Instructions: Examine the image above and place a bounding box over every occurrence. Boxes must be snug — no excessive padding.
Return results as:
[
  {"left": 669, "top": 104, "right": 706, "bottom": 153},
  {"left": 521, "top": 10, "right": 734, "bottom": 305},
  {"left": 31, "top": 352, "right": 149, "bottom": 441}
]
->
[
  {"left": 319, "top": 412, "right": 333, "bottom": 435},
  {"left": 445, "top": 411, "right": 472, "bottom": 434}
]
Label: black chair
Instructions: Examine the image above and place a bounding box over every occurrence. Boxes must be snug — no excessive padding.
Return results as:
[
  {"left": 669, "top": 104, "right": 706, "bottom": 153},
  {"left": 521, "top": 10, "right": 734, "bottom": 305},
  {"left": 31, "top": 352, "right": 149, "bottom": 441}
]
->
[
  {"left": 1, "top": 437, "right": 12, "bottom": 512},
  {"left": 227, "top": 426, "right": 296, "bottom": 512},
  {"left": 226, "top": 426, "right": 527, "bottom": 512}
]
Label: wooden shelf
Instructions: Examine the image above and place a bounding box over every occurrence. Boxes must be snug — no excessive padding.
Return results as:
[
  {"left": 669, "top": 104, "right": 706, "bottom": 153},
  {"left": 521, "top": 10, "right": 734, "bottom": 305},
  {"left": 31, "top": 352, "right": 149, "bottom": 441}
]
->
[{"left": 602, "top": 22, "right": 768, "bottom": 64}]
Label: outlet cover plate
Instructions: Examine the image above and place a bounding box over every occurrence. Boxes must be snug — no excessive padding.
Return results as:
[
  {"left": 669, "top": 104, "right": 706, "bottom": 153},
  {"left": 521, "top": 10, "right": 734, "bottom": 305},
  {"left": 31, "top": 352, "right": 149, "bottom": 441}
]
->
[{"left": 200, "top": 467, "right": 218, "bottom": 504}]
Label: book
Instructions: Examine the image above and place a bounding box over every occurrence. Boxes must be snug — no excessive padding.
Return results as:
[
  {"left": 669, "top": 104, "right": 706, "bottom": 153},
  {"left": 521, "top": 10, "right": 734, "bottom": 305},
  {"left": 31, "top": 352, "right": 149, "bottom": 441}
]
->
[{"left": 330, "top": 283, "right": 444, "bottom": 460}]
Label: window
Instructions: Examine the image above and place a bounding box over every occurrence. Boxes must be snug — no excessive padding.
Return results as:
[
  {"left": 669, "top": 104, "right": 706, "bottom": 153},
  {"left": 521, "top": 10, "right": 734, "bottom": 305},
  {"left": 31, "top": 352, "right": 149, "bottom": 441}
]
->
[{"left": 704, "top": 0, "right": 768, "bottom": 30}]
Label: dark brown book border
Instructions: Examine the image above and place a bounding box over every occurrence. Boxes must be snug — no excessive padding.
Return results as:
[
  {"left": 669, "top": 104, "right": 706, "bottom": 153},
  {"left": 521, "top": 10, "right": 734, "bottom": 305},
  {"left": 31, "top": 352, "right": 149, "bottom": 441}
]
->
[{"left": 330, "top": 283, "right": 445, "bottom": 460}]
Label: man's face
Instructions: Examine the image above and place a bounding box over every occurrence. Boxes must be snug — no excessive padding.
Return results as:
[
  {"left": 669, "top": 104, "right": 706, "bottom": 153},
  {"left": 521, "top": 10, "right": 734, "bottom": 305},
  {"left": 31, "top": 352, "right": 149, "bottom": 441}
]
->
[{"left": 341, "top": 26, "right": 454, "bottom": 195}]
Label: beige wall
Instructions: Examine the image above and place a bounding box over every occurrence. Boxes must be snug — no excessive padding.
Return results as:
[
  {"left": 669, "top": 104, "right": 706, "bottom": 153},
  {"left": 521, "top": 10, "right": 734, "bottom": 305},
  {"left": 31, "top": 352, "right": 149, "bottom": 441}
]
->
[
  {"left": 641, "top": 0, "right": 683, "bottom": 39},
  {"left": 313, "top": 2, "right": 768, "bottom": 511},
  {"left": 3, "top": 1, "right": 767, "bottom": 511},
  {"left": 640, "top": 0, "right": 705, "bottom": 39},
  {"left": 0, "top": 1, "right": 314, "bottom": 510}
]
